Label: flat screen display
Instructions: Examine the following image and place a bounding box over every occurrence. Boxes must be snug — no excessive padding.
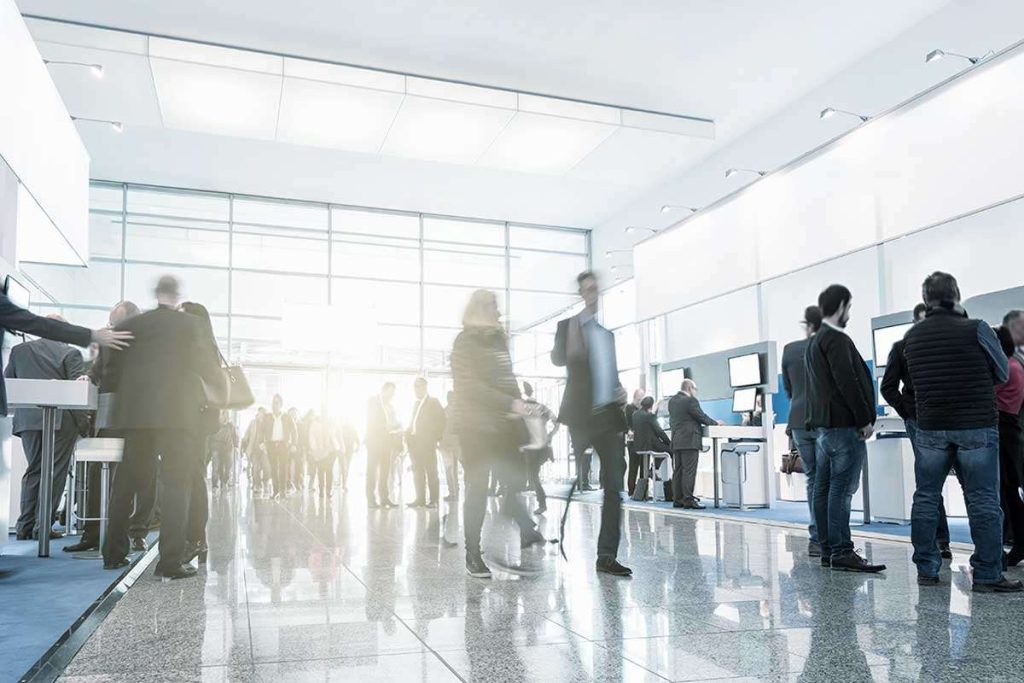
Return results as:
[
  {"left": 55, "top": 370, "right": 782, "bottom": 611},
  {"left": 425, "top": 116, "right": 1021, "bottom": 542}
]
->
[
  {"left": 872, "top": 323, "right": 912, "bottom": 368},
  {"left": 728, "top": 353, "right": 762, "bottom": 387},
  {"left": 4, "top": 275, "right": 29, "bottom": 309},
  {"left": 732, "top": 387, "right": 757, "bottom": 413}
]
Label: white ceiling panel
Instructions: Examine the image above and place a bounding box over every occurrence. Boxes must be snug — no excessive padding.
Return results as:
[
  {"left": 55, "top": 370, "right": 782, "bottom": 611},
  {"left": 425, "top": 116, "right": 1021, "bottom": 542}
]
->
[
  {"left": 568, "top": 126, "right": 714, "bottom": 187},
  {"left": 380, "top": 95, "right": 514, "bottom": 165},
  {"left": 276, "top": 77, "right": 404, "bottom": 153},
  {"left": 26, "top": 17, "right": 148, "bottom": 54},
  {"left": 283, "top": 57, "right": 404, "bottom": 92},
  {"left": 479, "top": 111, "right": 616, "bottom": 175},
  {"left": 149, "top": 36, "right": 282, "bottom": 74}
]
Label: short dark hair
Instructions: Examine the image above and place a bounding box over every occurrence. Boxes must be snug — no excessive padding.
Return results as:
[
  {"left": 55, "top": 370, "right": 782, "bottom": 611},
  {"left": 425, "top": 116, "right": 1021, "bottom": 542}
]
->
[
  {"left": 818, "top": 285, "right": 852, "bottom": 318},
  {"left": 576, "top": 271, "right": 597, "bottom": 286},
  {"left": 1004, "top": 310, "right": 1023, "bottom": 326},
  {"left": 922, "top": 271, "right": 960, "bottom": 306},
  {"left": 802, "top": 305, "right": 822, "bottom": 332},
  {"left": 522, "top": 381, "right": 534, "bottom": 397},
  {"left": 640, "top": 396, "right": 655, "bottom": 411},
  {"left": 996, "top": 326, "right": 1015, "bottom": 358},
  {"left": 913, "top": 303, "right": 927, "bottom": 321},
  {"left": 154, "top": 274, "right": 180, "bottom": 299}
]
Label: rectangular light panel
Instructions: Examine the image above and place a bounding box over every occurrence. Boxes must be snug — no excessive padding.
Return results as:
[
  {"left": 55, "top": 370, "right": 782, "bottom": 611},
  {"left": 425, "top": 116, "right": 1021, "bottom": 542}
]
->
[
  {"left": 381, "top": 95, "right": 514, "bottom": 165},
  {"left": 277, "top": 78, "right": 405, "bottom": 153},
  {"left": 479, "top": 111, "right": 617, "bottom": 175},
  {"left": 283, "top": 57, "right": 405, "bottom": 92},
  {"left": 149, "top": 37, "right": 282, "bottom": 74}
]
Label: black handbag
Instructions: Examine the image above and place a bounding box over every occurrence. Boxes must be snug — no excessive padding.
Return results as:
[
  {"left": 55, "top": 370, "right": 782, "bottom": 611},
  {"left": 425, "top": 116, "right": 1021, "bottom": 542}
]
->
[{"left": 203, "top": 352, "right": 255, "bottom": 410}]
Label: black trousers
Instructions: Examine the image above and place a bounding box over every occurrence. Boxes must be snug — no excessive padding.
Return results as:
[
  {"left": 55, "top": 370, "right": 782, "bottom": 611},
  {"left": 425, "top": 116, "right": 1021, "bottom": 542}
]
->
[
  {"left": 104, "top": 429, "right": 197, "bottom": 573},
  {"left": 459, "top": 431, "right": 535, "bottom": 557},
  {"left": 16, "top": 418, "right": 79, "bottom": 536},
  {"left": 524, "top": 447, "right": 550, "bottom": 508},
  {"left": 999, "top": 411, "right": 1024, "bottom": 550},
  {"left": 590, "top": 428, "right": 626, "bottom": 561},
  {"left": 81, "top": 451, "right": 157, "bottom": 546},
  {"left": 267, "top": 441, "right": 289, "bottom": 495},
  {"left": 366, "top": 445, "right": 392, "bottom": 505},
  {"left": 186, "top": 451, "right": 208, "bottom": 545},
  {"left": 569, "top": 426, "right": 592, "bottom": 489},
  {"left": 672, "top": 449, "right": 700, "bottom": 505},
  {"left": 410, "top": 443, "right": 440, "bottom": 504},
  {"left": 626, "top": 445, "right": 642, "bottom": 496}
]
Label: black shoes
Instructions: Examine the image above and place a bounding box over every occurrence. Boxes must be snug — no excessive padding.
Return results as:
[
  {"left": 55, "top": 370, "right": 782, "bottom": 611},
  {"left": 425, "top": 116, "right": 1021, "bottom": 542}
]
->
[
  {"left": 808, "top": 541, "right": 822, "bottom": 558},
  {"left": 156, "top": 563, "right": 198, "bottom": 580},
  {"left": 938, "top": 542, "right": 953, "bottom": 560},
  {"left": 131, "top": 537, "right": 148, "bottom": 552},
  {"left": 830, "top": 551, "right": 886, "bottom": 573},
  {"left": 673, "top": 498, "right": 705, "bottom": 509},
  {"left": 820, "top": 557, "right": 831, "bottom": 568},
  {"left": 596, "top": 558, "right": 633, "bottom": 577},
  {"left": 972, "top": 577, "right": 1024, "bottom": 593},
  {"left": 466, "top": 553, "right": 492, "bottom": 579},
  {"left": 183, "top": 541, "right": 208, "bottom": 564},
  {"left": 1005, "top": 546, "right": 1024, "bottom": 568},
  {"left": 103, "top": 558, "right": 130, "bottom": 570},
  {"left": 917, "top": 574, "right": 940, "bottom": 586},
  {"left": 63, "top": 540, "right": 99, "bottom": 553},
  {"left": 20, "top": 529, "right": 63, "bottom": 541},
  {"left": 520, "top": 529, "right": 548, "bottom": 549}
]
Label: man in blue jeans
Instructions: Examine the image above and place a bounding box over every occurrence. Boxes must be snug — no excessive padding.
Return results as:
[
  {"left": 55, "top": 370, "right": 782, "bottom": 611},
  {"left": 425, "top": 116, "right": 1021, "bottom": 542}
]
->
[
  {"left": 805, "top": 285, "right": 885, "bottom": 573},
  {"left": 904, "top": 271, "right": 1022, "bottom": 592},
  {"left": 781, "top": 304, "right": 822, "bottom": 557}
]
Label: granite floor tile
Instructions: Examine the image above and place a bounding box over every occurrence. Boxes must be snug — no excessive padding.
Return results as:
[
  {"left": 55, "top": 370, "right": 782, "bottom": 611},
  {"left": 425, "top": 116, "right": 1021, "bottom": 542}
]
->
[
  {"left": 253, "top": 652, "right": 460, "bottom": 682},
  {"left": 249, "top": 620, "right": 426, "bottom": 661},
  {"left": 59, "top": 665, "right": 256, "bottom": 683}
]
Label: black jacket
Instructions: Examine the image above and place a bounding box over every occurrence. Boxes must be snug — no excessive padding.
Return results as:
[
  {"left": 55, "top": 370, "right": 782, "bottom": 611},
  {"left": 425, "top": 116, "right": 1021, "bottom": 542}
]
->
[
  {"left": 805, "top": 324, "right": 876, "bottom": 430},
  {"left": 781, "top": 337, "right": 812, "bottom": 429},
  {"left": 104, "top": 305, "right": 223, "bottom": 432},
  {"left": 668, "top": 392, "right": 717, "bottom": 451},
  {"left": 551, "top": 314, "right": 626, "bottom": 433},
  {"left": 0, "top": 294, "right": 92, "bottom": 416},
  {"left": 631, "top": 410, "right": 670, "bottom": 453},
  {"left": 451, "top": 326, "right": 521, "bottom": 438},
  {"left": 406, "top": 396, "right": 446, "bottom": 450},
  {"left": 879, "top": 339, "right": 915, "bottom": 421},
  {"left": 4, "top": 338, "right": 88, "bottom": 435}
]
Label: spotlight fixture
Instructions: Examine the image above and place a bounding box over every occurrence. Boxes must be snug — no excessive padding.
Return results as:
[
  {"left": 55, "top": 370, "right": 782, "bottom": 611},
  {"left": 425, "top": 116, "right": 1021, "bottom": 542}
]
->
[
  {"left": 44, "top": 59, "right": 104, "bottom": 78},
  {"left": 624, "top": 226, "right": 659, "bottom": 235},
  {"left": 925, "top": 48, "right": 991, "bottom": 65},
  {"left": 725, "top": 167, "right": 766, "bottom": 179},
  {"left": 819, "top": 107, "right": 870, "bottom": 122},
  {"left": 660, "top": 204, "right": 699, "bottom": 214},
  {"left": 71, "top": 116, "right": 124, "bottom": 133}
]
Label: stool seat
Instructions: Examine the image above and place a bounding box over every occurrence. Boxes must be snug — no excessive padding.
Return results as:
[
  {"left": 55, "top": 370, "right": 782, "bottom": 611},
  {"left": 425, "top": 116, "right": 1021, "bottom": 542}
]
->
[
  {"left": 75, "top": 438, "right": 125, "bottom": 463},
  {"left": 722, "top": 444, "right": 759, "bottom": 454}
]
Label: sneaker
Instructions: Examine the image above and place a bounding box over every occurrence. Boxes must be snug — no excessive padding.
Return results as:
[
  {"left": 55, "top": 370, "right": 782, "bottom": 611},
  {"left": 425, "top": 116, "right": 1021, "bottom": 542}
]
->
[
  {"left": 466, "top": 553, "right": 492, "bottom": 579},
  {"left": 830, "top": 551, "right": 886, "bottom": 573},
  {"left": 807, "top": 541, "right": 821, "bottom": 558},
  {"left": 972, "top": 577, "right": 1024, "bottom": 593},
  {"left": 917, "top": 574, "right": 940, "bottom": 586},
  {"left": 596, "top": 558, "right": 632, "bottom": 577},
  {"left": 938, "top": 542, "right": 953, "bottom": 560}
]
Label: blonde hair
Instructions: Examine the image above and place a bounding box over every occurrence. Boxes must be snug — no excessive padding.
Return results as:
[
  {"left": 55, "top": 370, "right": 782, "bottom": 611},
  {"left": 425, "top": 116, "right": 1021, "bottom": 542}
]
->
[{"left": 462, "top": 289, "right": 501, "bottom": 329}]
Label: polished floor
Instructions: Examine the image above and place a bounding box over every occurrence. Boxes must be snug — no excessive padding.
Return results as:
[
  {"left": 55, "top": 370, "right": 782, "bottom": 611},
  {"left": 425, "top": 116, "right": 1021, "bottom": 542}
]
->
[{"left": 58, "top": 480, "right": 1024, "bottom": 682}]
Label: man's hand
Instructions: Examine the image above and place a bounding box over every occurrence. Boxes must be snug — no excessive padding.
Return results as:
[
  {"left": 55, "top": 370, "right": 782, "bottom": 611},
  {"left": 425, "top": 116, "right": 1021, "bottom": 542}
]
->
[
  {"left": 92, "top": 328, "right": 132, "bottom": 350},
  {"left": 716, "top": 420, "right": 725, "bottom": 426},
  {"left": 76, "top": 375, "right": 91, "bottom": 382},
  {"left": 858, "top": 424, "right": 875, "bottom": 441}
]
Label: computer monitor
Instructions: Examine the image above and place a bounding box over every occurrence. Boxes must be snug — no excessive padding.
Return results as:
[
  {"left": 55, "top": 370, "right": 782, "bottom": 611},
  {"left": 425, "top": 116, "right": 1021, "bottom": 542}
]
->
[
  {"left": 728, "top": 353, "right": 762, "bottom": 387},
  {"left": 3, "top": 274, "right": 29, "bottom": 309},
  {"left": 872, "top": 323, "right": 912, "bottom": 368},
  {"left": 732, "top": 387, "right": 757, "bottom": 413}
]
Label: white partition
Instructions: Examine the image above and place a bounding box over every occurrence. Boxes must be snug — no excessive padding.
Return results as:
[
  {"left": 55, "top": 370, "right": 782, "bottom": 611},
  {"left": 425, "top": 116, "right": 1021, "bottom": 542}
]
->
[{"left": 663, "top": 286, "right": 760, "bottom": 361}]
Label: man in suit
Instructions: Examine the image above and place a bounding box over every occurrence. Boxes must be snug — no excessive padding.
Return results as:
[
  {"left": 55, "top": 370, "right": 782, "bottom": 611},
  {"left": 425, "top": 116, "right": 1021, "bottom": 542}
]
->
[
  {"left": 5, "top": 316, "right": 90, "bottom": 540},
  {"left": 366, "top": 382, "right": 400, "bottom": 509},
  {"left": 552, "top": 270, "right": 631, "bottom": 577},
  {"left": 261, "top": 394, "right": 296, "bottom": 499},
  {"left": 668, "top": 379, "right": 722, "bottom": 509},
  {"left": 624, "top": 389, "right": 645, "bottom": 497},
  {"left": 781, "top": 305, "right": 822, "bottom": 556},
  {"left": 101, "top": 275, "right": 222, "bottom": 579},
  {"left": 405, "top": 377, "right": 446, "bottom": 508}
]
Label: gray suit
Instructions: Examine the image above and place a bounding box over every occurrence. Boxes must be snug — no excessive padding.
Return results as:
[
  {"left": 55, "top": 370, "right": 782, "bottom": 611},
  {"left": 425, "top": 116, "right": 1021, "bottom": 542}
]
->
[
  {"left": 668, "top": 391, "right": 717, "bottom": 506},
  {"left": 4, "top": 338, "right": 86, "bottom": 536}
]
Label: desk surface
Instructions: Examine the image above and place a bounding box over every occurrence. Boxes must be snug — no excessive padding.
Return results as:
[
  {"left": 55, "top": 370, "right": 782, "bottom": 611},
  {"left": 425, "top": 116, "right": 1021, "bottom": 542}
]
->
[
  {"left": 6, "top": 378, "right": 98, "bottom": 410},
  {"left": 704, "top": 425, "right": 765, "bottom": 439}
]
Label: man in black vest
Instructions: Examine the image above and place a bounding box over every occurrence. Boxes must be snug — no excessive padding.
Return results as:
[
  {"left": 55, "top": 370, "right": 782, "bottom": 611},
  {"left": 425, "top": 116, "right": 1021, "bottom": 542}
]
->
[
  {"left": 781, "top": 305, "right": 822, "bottom": 556},
  {"left": 904, "top": 272, "right": 1021, "bottom": 592},
  {"left": 805, "top": 285, "right": 884, "bottom": 573}
]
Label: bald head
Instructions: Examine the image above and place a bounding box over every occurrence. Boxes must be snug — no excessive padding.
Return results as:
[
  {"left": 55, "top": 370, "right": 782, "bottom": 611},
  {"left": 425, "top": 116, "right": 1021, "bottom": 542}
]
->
[
  {"left": 681, "top": 379, "right": 698, "bottom": 397},
  {"left": 154, "top": 275, "right": 181, "bottom": 306},
  {"left": 109, "top": 300, "right": 140, "bottom": 326},
  {"left": 632, "top": 389, "right": 645, "bottom": 406}
]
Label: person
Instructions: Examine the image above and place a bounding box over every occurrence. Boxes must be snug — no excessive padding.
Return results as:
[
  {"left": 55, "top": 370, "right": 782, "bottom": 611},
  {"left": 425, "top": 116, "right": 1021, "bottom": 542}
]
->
[
  {"left": 624, "top": 389, "right": 645, "bottom": 497},
  {"left": 551, "top": 271, "right": 631, "bottom": 577},
  {"left": 439, "top": 391, "right": 461, "bottom": 502},
  {"left": 521, "top": 381, "right": 558, "bottom": 515},
  {"left": 668, "top": 379, "right": 722, "bottom": 510},
  {"left": 102, "top": 275, "right": 222, "bottom": 579},
  {"left": 339, "top": 420, "right": 359, "bottom": 492},
  {"left": 903, "top": 272, "right": 1020, "bottom": 592},
  {"left": 994, "top": 325, "right": 1024, "bottom": 568},
  {"left": 209, "top": 411, "right": 239, "bottom": 491},
  {"left": 879, "top": 303, "right": 954, "bottom": 560},
  {"left": 289, "top": 406, "right": 305, "bottom": 491},
  {"left": 781, "top": 305, "right": 822, "bottom": 555},
  {"left": 308, "top": 413, "right": 336, "bottom": 497},
  {"left": 366, "top": 383, "right": 401, "bottom": 509},
  {"left": 261, "top": 395, "right": 296, "bottom": 499},
  {"left": 451, "top": 289, "right": 544, "bottom": 578},
  {"left": 242, "top": 407, "right": 268, "bottom": 493},
  {"left": 632, "top": 395, "right": 670, "bottom": 452},
  {"left": 5, "top": 315, "right": 90, "bottom": 540},
  {"left": 406, "top": 377, "right": 446, "bottom": 508},
  {"left": 805, "top": 284, "right": 884, "bottom": 573}
]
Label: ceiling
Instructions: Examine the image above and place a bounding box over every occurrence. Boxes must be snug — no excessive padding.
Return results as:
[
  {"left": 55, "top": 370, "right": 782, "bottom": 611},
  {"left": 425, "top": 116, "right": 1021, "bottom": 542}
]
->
[{"left": 17, "top": 0, "right": 949, "bottom": 228}]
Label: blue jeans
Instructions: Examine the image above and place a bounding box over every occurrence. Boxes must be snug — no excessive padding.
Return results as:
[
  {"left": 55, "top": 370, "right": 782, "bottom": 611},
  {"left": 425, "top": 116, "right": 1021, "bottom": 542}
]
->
[
  {"left": 904, "top": 420, "right": 952, "bottom": 545},
  {"left": 792, "top": 428, "right": 818, "bottom": 544},
  {"left": 911, "top": 427, "right": 1002, "bottom": 583},
  {"left": 814, "top": 428, "right": 866, "bottom": 559}
]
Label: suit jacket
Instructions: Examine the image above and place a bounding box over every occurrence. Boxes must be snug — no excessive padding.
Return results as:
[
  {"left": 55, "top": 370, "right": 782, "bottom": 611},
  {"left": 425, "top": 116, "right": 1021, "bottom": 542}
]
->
[
  {"left": 4, "top": 338, "right": 88, "bottom": 435},
  {"left": 551, "top": 314, "right": 626, "bottom": 433},
  {"left": 668, "top": 392, "right": 717, "bottom": 451},
  {"left": 0, "top": 293, "right": 92, "bottom": 416},
  {"left": 406, "top": 396, "right": 445, "bottom": 450},
  {"left": 805, "top": 324, "right": 876, "bottom": 430},
  {"left": 781, "top": 337, "right": 812, "bottom": 429},
  {"left": 103, "top": 305, "right": 223, "bottom": 432},
  {"left": 366, "top": 396, "right": 400, "bottom": 451},
  {"left": 259, "top": 411, "right": 297, "bottom": 446},
  {"left": 631, "top": 410, "right": 670, "bottom": 453}
]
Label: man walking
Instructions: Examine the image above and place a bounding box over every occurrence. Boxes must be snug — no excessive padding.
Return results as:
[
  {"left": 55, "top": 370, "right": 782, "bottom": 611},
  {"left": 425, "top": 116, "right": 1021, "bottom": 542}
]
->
[
  {"left": 904, "top": 272, "right": 1021, "bottom": 592},
  {"left": 552, "top": 271, "right": 631, "bottom": 577},
  {"left": 805, "top": 284, "right": 884, "bottom": 573},
  {"left": 668, "top": 380, "right": 722, "bottom": 509},
  {"left": 262, "top": 395, "right": 296, "bottom": 499},
  {"left": 781, "top": 305, "right": 822, "bottom": 556},
  {"left": 406, "top": 377, "right": 445, "bottom": 508}
]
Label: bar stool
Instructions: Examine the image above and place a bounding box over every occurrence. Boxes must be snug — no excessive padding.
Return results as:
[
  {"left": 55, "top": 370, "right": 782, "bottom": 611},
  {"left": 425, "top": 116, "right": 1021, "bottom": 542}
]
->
[
  {"left": 720, "top": 443, "right": 759, "bottom": 510},
  {"left": 635, "top": 450, "right": 672, "bottom": 502},
  {"left": 71, "top": 438, "right": 124, "bottom": 560}
]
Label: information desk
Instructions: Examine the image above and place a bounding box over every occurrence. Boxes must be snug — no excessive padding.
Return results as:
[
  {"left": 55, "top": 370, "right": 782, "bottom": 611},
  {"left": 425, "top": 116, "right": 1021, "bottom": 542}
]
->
[
  {"left": 6, "top": 378, "right": 97, "bottom": 557},
  {"left": 703, "top": 425, "right": 767, "bottom": 509}
]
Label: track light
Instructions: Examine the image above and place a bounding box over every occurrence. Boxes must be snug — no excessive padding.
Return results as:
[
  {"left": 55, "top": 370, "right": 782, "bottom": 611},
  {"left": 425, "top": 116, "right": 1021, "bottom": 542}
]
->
[
  {"left": 660, "top": 204, "right": 699, "bottom": 214},
  {"left": 71, "top": 116, "right": 124, "bottom": 133},
  {"left": 44, "top": 59, "right": 104, "bottom": 78},
  {"left": 819, "top": 107, "right": 869, "bottom": 122},
  {"left": 925, "top": 49, "right": 991, "bottom": 65},
  {"left": 725, "top": 168, "right": 766, "bottom": 179},
  {"left": 604, "top": 249, "right": 631, "bottom": 258},
  {"left": 625, "top": 226, "right": 659, "bottom": 235}
]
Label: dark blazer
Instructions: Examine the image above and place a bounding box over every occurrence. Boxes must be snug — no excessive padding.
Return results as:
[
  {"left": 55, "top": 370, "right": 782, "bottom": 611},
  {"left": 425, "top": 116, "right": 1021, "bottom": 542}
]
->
[
  {"left": 631, "top": 410, "right": 670, "bottom": 453},
  {"left": 406, "top": 396, "right": 446, "bottom": 449},
  {"left": 4, "top": 338, "right": 88, "bottom": 435},
  {"left": 450, "top": 326, "right": 521, "bottom": 437},
  {"left": 805, "top": 324, "right": 876, "bottom": 430},
  {"left": 103, "top": 305, "right": 222, "bottom": 432},
  {"left": 879, "top": 339, "right": 915, "bottom": 421},
  {"left": 551, "top": 315, "right": 626, "bottom": 433},
  {"left": 260, "top": 411, "right": 297, "bottom": 446},
  {"left": 366, "top": 396, "right": 401, "bottom": 450},
  {"left": 781, "top": 337, "right": 812, "bottom": 429},
  {"left": 0, "top": 294, "right": 92, "bottom": 416},
  {"left": 668, "top": 392, "right": 717, "bottom": 451}
]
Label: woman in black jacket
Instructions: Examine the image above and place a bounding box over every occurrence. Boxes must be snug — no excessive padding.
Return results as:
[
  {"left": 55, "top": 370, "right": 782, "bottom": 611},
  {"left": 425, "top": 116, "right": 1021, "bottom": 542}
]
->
[{"left": 451, "top": 289, "right": 543, "bottom": 578}]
